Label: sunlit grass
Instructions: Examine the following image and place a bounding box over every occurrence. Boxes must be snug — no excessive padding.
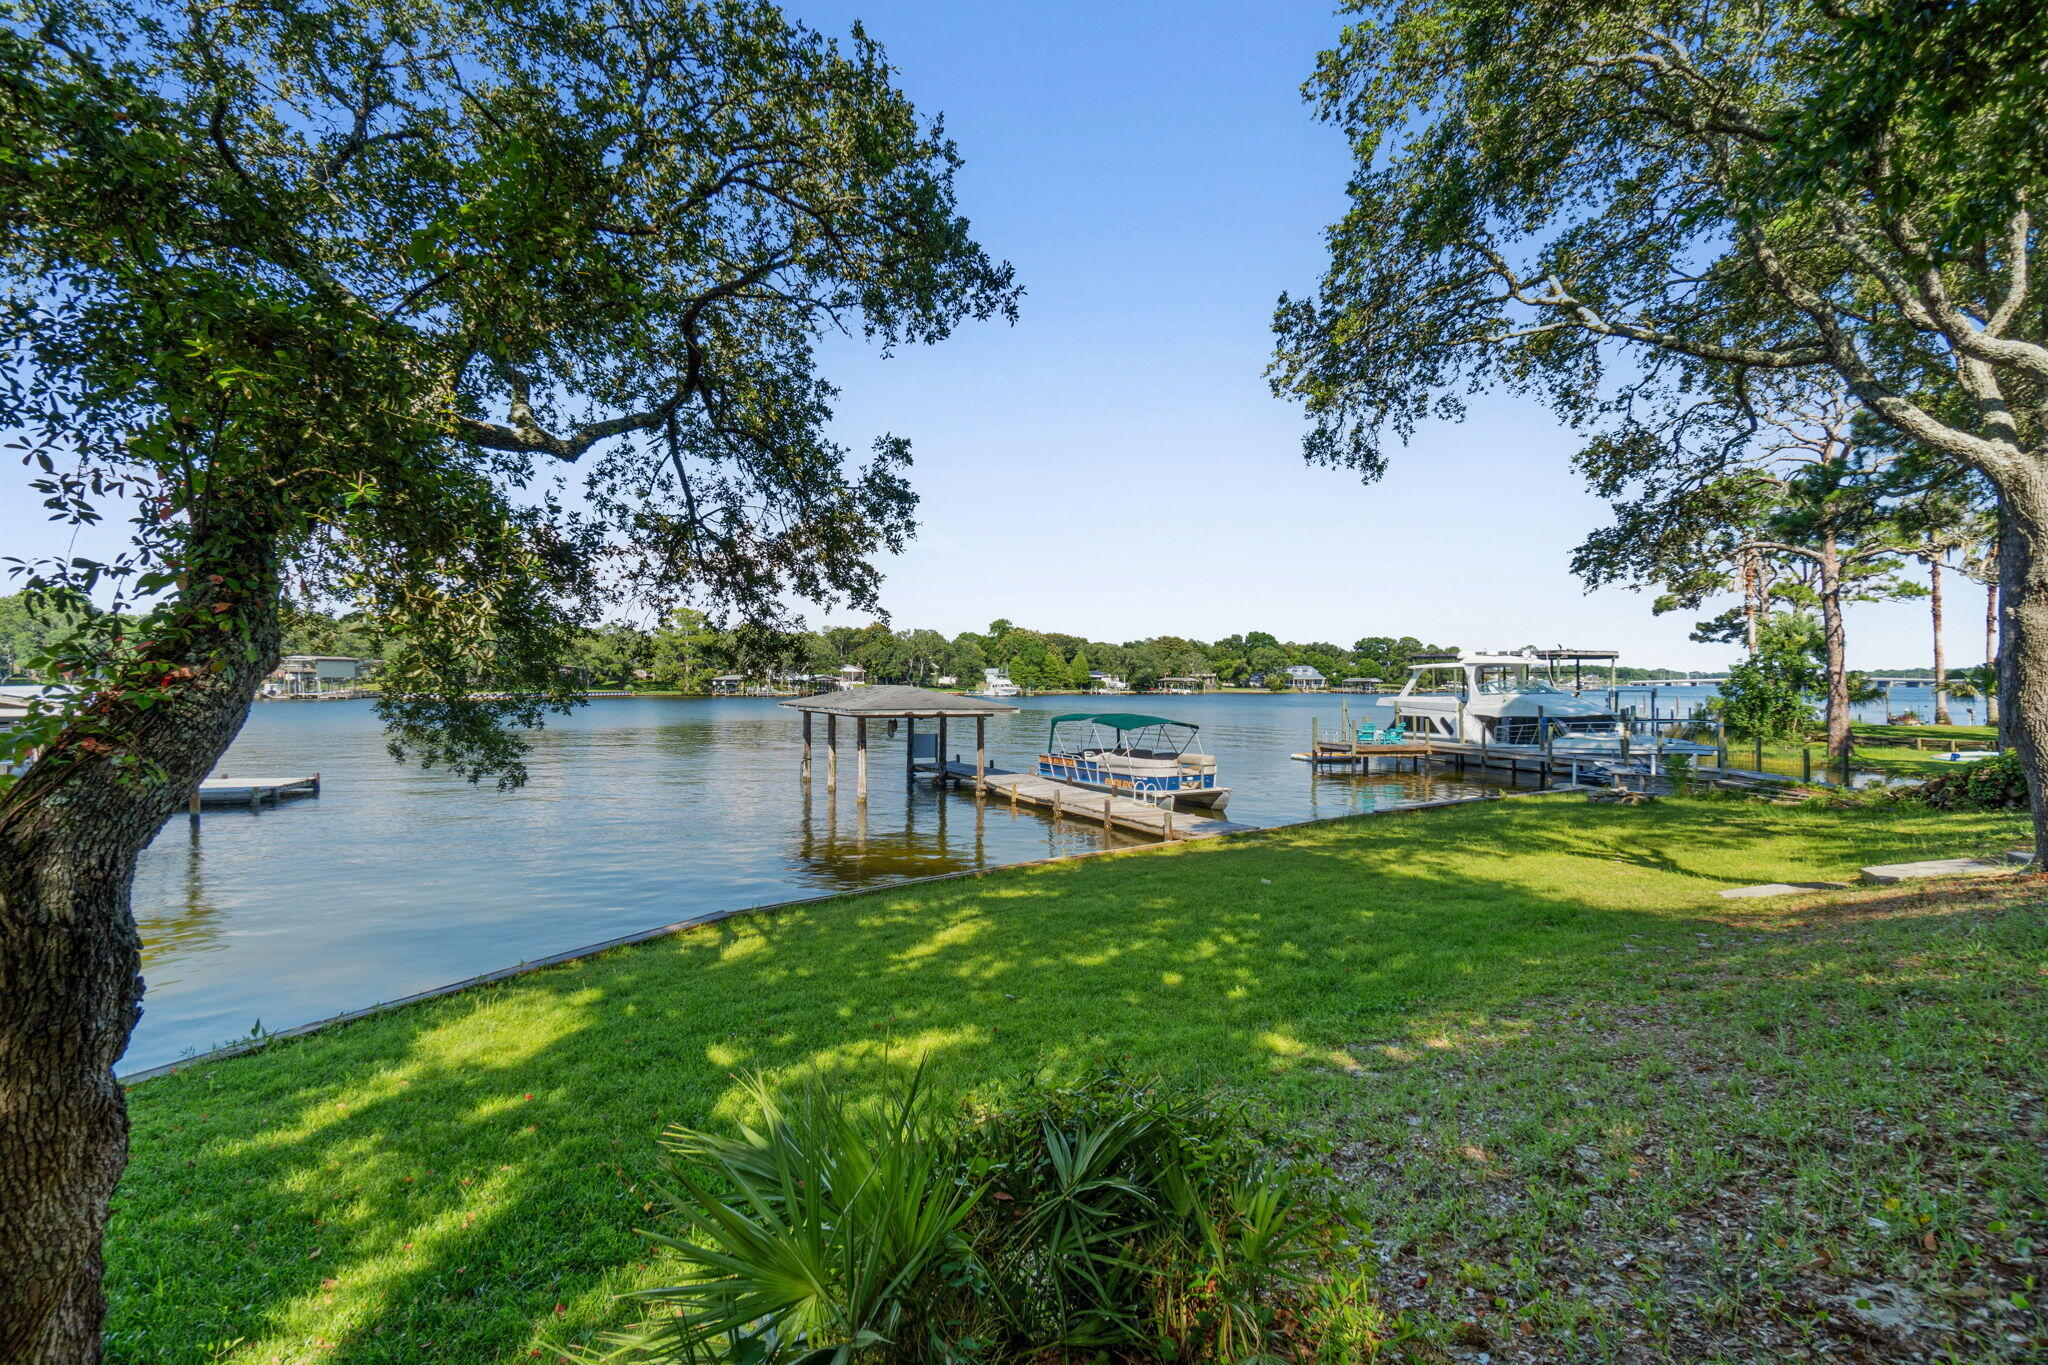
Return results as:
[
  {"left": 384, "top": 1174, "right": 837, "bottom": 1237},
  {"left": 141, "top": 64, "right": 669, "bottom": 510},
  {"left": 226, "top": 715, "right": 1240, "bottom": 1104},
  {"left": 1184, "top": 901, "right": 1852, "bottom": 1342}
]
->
[{"left": 107, "top": 794, "right": 2037, "bottom": 1362}]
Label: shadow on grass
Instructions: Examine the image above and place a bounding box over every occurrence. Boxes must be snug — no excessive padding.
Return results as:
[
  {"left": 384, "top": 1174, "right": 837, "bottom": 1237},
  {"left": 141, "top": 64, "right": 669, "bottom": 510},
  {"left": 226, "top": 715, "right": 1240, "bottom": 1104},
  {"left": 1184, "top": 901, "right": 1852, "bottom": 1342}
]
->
[{"left": 104, "top": 796, "right": 2031, "bottom": 1363}]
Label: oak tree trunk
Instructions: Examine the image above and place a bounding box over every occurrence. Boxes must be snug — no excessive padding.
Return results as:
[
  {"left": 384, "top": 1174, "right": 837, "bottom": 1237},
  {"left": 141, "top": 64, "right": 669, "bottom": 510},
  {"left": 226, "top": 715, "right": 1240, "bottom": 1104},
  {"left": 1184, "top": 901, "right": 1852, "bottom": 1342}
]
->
[
  {"left": 1998, "top": 502, "right": 2048, "bottom": 859},
  {"left": 1930, "top": 558, "right": 1950, "bottom": 725},
  {"left": 1987, "top": 574, "right": 2002, "bottom": 734},
  {"left": 0, "top": 541, "right": 280, "bottom": 1363},
  {"left": 1818, "top": 539, "right": 1852, "bottom": 774}
]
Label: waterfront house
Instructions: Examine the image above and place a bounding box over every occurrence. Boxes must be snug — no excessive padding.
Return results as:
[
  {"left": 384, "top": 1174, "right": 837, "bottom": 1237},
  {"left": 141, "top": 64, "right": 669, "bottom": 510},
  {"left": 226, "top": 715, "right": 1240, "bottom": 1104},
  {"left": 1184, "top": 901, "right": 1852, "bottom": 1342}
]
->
[
  {"left": 262, "top": 655, "right": 377, "bottom": 697},
  {"left": 1284, "top": 664, "right": 1326, "bottom": 692},
  {"left": 836, "top": 663, "right": 868, "bottom": 690},
  {"left": 1089, "top": 671, "right": 1129, "bottom": 692},
  {"left": 709, "top": 674, "right": 745, "bottom": 694},
  {"left": 1159, "top": 672, "right": 1219, "bottom": 693}
]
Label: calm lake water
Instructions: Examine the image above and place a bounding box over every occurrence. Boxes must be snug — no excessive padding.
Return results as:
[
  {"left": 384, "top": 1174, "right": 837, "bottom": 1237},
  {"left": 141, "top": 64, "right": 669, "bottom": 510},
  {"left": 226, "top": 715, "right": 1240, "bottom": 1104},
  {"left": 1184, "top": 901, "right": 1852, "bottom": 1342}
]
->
[{"left": 125, "top": 692, "right": 1499, "bottom": 1073}]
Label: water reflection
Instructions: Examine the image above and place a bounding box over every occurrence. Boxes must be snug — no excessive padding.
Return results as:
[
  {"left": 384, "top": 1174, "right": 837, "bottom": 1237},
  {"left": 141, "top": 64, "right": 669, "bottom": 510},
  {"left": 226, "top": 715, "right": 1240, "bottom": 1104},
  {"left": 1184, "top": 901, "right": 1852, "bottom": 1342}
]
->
[{"left": 124, "top": 693, "right": 1507, "bottom": 1072}]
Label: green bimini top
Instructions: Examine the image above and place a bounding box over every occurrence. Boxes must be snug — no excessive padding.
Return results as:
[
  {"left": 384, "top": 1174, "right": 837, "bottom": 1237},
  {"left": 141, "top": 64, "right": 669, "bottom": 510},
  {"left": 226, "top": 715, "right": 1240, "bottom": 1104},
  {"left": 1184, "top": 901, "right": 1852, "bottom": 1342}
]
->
[{"left": 1048, "top": 712, "right": 1195, "bottom": 735}]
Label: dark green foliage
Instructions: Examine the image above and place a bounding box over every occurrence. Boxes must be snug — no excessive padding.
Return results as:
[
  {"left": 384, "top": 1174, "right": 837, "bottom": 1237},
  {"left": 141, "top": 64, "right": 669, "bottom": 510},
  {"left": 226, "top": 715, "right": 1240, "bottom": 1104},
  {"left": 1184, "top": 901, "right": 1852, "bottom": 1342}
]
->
[
  {"left": 600, "top": 1069, "right": 978, "bottom": 1364},
  {"left": 1907, "top": 751, "right": 2029, "bottom": 811},
  {"left": 1710, "top": 618, "right": 1821, "bottom": 742},
  {"left": 959, "top": 1077, "right": 1325, "bottom": 1361},
  {"left": 606, "top": 1074, "right": 1330, "bottom": 1363}
]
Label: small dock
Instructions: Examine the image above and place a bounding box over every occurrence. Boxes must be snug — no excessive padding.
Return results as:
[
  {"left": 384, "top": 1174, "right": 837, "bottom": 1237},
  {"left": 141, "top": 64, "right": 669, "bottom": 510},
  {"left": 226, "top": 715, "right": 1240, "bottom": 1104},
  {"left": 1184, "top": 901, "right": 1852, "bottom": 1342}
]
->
[
  {"left": 194, "top": 774, "right": 321, "bottom": 809},
  {"left": 1292, "top": 740, "right": 1435, "bottom": 769},
  {"left": 942, "top": 762, "right": 1258, "bottom": 841}
]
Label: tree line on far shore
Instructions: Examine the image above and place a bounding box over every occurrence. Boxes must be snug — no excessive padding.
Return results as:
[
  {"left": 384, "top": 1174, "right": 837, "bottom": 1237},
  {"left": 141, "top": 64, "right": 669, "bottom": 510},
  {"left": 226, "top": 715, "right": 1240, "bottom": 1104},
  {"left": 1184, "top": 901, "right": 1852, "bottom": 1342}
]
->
[{"left": 271, "top": 605, "right": 1713, "bottom": 693}]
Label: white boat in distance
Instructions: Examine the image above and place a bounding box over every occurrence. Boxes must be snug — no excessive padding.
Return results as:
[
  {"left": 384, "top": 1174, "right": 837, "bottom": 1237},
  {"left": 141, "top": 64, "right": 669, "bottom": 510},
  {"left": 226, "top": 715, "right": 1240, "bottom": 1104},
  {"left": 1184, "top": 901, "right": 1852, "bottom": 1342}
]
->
[
  {"left": 1387, "top": 652, "right": 1713, "bottom": 761},
  {"left": 975, "top": 668, "right": 1021, "bottom": 698}
]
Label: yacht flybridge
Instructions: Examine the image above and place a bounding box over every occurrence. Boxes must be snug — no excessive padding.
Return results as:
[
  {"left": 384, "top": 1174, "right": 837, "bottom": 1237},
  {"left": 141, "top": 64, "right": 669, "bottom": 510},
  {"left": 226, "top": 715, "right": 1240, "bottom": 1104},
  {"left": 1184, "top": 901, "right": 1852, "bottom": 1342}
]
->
[
  {"left": 1389, "top": 652, "right": 1712, "bottom": 761},
  {"left": 1038, "top": 713, "right": 1229, "bottom": 810}
]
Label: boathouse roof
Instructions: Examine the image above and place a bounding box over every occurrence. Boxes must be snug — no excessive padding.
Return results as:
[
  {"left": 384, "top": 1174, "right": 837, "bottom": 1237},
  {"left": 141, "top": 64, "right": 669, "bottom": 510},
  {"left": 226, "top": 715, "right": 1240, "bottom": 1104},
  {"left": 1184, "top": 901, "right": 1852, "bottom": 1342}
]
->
[{"left": 778, "top": 684, "right": 1019, "bottom": 717}]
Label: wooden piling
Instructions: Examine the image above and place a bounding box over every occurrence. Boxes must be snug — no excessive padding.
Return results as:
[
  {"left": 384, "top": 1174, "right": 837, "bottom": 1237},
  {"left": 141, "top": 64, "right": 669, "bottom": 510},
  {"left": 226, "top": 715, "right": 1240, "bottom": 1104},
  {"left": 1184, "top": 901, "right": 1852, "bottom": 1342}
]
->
[
  {"left": 975, "top": 716, "right": 987, "bottom": 791},
  {"left": 803, "top": 711, "right": 814, "bottom": 783},
  {"left": 827, "top": 715, "right": 838, "bottom": 790},
  {"left": 855, "top": 716, "right": 868, "bottom": 802}
]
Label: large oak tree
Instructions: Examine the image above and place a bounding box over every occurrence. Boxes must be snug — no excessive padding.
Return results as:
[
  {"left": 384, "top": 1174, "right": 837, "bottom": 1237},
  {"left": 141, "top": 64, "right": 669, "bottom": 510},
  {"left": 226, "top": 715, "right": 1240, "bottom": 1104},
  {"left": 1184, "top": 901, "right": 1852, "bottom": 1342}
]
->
[
  {"left": 0, "top": 1, "right": 1016, "bottom": 1358},
  {"left": 1271, "top": 0, "right": 2048, "bottom": 839}
]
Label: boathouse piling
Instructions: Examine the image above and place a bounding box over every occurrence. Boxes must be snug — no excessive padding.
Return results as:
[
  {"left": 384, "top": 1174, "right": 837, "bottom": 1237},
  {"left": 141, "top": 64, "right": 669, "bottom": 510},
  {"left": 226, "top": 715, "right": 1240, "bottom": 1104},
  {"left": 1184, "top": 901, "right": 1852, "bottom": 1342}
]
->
[{"left": 783, "top": 685, "right": 1019, "bottom": 802}]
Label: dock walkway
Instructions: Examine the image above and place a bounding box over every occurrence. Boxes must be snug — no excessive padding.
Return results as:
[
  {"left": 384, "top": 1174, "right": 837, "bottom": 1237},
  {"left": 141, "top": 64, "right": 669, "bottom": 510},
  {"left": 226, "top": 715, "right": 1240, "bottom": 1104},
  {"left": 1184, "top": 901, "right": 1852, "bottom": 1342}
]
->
[
  {"left": 195, "top": 774, "right": 320, "bottom": 808},
  {"left": 932, "top": 760, "right": 1258, "bottom": 841}
]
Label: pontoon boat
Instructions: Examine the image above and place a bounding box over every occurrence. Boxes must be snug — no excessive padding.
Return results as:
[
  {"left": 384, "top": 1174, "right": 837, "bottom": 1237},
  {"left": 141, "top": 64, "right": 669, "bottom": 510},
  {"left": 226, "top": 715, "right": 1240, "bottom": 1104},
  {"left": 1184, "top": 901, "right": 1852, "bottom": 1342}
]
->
[{"left": 1037, "top": 712, "right": 1229, "bottom": 810}]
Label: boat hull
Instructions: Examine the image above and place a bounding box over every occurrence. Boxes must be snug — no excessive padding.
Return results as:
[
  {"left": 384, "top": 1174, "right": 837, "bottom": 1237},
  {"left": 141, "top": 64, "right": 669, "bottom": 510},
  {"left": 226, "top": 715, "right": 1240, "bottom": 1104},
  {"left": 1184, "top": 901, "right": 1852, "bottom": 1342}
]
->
[{"left": 1033, "top": 758, "right": 1230, "bottom": 811}]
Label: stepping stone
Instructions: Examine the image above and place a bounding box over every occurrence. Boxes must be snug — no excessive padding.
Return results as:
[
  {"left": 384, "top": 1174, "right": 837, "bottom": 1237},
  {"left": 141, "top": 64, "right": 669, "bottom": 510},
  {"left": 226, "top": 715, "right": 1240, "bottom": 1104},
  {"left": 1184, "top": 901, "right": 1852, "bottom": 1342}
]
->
[
  {"left": 1719, "top": 882, "right": 1850, "bottom": 899},
  {"left": 1859, "top": 858, "right": 2013, "bottom": 885}
]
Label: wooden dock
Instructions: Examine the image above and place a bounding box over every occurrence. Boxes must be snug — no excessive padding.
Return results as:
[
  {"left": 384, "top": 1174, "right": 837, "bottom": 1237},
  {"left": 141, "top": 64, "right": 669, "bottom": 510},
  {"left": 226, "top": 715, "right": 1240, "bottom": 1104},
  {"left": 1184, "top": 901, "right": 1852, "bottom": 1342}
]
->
[
  {"left": 1292, "top": 741, "right": 1435, "bottom": 767},
  {"left": 194, "top": 774, "right": 321, "bottom": 809},
  {"left": 935, "top": 761, "right": 1258, "bottom": 841}
]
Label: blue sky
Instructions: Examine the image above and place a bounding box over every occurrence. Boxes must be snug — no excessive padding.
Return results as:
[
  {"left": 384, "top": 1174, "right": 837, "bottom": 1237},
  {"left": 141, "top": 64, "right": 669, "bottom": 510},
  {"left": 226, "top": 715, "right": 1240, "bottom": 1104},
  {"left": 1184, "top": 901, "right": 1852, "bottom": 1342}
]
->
[
  {"left": 778, "top": 0, "right": 1960, "bottom": 669},
  {"left": 0, "top": 0, "right": 1964, "bottom": 670}
]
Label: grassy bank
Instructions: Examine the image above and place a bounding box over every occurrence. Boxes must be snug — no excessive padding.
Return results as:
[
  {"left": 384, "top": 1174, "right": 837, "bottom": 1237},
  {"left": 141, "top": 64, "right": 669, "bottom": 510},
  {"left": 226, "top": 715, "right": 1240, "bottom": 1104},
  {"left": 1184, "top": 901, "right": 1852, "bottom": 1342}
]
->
[
  {"left": 109, "top": 796, "right": 2043, "bottom": 1363},
  {"left": 1722, "top": 723, "right": 2004, "bottom": 781}
]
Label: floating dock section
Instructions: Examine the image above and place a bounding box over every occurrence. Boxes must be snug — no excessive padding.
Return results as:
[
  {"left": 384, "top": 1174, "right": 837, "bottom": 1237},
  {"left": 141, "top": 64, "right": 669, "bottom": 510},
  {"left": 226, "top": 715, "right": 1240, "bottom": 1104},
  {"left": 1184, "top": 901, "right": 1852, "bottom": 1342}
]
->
[{"left": 193, "top": 774, "right": 321, "bottom": 809}]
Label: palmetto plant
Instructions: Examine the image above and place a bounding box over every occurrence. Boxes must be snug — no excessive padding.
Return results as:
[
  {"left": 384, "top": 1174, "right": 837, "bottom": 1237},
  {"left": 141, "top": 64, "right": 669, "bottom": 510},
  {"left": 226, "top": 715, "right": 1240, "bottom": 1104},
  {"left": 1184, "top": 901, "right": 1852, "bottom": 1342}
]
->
[
  {"left": 598, "top": 1069, "right": 978, "bottom": 1364},
  {"left": 961, "top": 1079, "right": 1325, "bottom": 1363},
  {"left": 598, "top": 1074, "right": 1332, "bottom": 1363}
]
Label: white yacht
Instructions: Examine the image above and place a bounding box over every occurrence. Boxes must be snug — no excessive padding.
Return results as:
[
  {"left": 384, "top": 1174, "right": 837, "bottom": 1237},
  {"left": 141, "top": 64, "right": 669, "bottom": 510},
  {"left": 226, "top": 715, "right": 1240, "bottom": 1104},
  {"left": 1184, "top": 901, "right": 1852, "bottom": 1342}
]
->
[
  {"left": 975, "top": 667, "right": 1021, "bottom": 698},
  {"left": 1385, "top": 652, "right": 1712, "bottom": 761}
]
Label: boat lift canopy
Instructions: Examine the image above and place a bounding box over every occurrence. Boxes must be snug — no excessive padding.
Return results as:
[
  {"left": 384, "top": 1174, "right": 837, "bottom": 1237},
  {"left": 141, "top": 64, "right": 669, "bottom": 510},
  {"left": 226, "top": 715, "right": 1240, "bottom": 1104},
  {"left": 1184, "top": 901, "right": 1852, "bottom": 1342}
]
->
[{"left": 1048, "top": 712, "right": 1201, "bottom": 756}]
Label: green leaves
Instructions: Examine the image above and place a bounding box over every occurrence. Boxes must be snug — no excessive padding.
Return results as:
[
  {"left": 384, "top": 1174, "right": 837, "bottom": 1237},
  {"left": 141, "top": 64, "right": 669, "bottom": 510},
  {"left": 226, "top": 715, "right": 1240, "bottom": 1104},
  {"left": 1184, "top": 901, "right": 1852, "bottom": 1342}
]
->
[
  {"left": 3, "top": 0, "right": 1017, "bottom": 792},
  {"left": 600, "top": 1073, "right": 1335, "bottom": 1363}
]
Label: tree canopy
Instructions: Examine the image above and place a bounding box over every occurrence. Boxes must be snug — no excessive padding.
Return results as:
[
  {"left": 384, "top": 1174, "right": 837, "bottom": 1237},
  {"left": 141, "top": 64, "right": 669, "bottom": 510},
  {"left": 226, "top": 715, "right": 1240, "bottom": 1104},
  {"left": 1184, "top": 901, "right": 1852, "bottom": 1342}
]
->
[{"left": 2, "top": 0, "right": 1018, "bottom": 784}]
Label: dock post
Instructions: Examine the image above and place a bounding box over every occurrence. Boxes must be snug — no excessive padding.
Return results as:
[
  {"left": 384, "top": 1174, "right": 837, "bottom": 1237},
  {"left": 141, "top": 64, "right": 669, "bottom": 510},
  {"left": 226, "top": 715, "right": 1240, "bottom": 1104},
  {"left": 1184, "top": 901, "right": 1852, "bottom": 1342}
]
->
[
  {"left": 975, "top": 717, "right": 987, "bottom": 791},
  {"left": 937, "top": 715, "right": 949, "bottom": 788},
  {"left": 803, "top": 711, "right": 813, "bottom": 783},
  {"left": 188, "top": 791, "right": 200, "bottom": 824},
  {"left": 827, "top": 714, "right": 838, "bottom": 790},
  {"left": 312, "top": 772, "right": 321, "bottom": 797},
  {"left": 1052, "top": 785, "right": 1062, "bottom": 818},
  {"left": 1102, "top": 796, "right": 1113, "bottom": 829},
  {"left": 903, "top": 716, "right": 914, "bottom": 783},
  {"left": 855, "top": 716, "right": 868, "bottom": 802},
  {"left": 1162, "top": 805, "right": 1174, "bottom": 840}
]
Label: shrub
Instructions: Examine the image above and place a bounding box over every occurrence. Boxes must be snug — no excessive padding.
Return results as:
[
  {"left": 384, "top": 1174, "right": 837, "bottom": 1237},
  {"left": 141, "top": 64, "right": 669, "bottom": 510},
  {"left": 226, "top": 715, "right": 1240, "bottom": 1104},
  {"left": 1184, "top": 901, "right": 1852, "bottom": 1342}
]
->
[
  {"left": 1906, "top": 749, "right": 2030, "bottom": 811},
  {"left": 959, "top": 1077, "right": 1327, "bottom": 1361},
  {"left": 596, "top": 1068, "right": 977, "bottom": 1364},
  {"left": 597, "top": 1073, "right": 1335, "bottom": 1363}
]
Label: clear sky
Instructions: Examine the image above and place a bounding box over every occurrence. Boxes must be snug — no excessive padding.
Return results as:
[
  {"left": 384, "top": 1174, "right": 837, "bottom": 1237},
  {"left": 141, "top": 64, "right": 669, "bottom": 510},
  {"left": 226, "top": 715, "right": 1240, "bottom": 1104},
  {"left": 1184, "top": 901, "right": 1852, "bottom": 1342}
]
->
[
  {"left": 0, "top": 1, "right": 1968, "bottom": 671},
  {"left": 778, "top": 0, "right": 1963, "bottom": 670}
]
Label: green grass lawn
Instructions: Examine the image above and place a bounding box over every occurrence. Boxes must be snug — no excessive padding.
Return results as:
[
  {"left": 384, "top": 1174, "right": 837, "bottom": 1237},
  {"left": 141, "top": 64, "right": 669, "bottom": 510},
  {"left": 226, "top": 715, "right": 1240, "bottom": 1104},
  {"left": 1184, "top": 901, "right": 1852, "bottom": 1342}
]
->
[{"left": 108, "top": 795, "right": 2045, "bottom": 1363}]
